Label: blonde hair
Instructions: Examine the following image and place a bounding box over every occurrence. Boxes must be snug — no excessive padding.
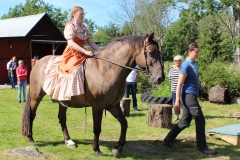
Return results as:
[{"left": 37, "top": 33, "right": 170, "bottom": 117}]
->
[
  {"left": 18, "top": 60, "right": 24, "bottom": 64},
  {"left": 69, "top": 6, "right": 83, "bottom": 22}
]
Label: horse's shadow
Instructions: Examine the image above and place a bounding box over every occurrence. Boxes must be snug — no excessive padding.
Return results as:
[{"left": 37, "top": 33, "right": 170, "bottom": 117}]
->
[
  {"left": 34, "top": 138, "right": 239, "bottom": 159},
  {"left": 127, "top": 112, "right": 146, "bottom": 117}
]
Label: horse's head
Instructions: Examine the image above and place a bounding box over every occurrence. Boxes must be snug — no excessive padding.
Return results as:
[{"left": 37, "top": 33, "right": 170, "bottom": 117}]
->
[{"left": 136, "top": 33, "right": 165, "bottom": 84}]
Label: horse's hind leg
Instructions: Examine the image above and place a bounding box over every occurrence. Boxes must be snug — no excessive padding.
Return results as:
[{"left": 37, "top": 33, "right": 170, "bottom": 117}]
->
[
  {"left": 92, "top": 106, "right": 104, "bottom": 156},
  {"left": 107, "top": 103, "right": 128, "bottom": 158},
  {"left": 22, "top": 91, "right": 45, "bottom": 143},
  {"left": 58, "top": 105, "right": 77, "bottom": 149}
]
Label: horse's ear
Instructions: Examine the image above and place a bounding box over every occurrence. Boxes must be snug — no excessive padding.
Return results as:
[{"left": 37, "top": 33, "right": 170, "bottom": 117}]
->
[
  {"left": 148, "top": 33, "right": 154, "bottom": 42},
  {"left": 155, "top": 35, "right": 164, "bottom": 42}
]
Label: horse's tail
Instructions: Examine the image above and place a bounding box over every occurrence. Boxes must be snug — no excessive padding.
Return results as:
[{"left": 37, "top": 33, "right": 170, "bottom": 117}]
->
[{"left": 21, "top": 92, "right": 31, "bottom": 136}]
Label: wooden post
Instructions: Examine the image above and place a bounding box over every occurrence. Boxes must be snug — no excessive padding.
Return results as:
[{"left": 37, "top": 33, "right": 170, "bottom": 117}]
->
[
  {"left": 148, "top": 104, "right": 172, "bottom": 128},
  {"left": 120, "top": 98, "right": 131, "bottom": 116}
]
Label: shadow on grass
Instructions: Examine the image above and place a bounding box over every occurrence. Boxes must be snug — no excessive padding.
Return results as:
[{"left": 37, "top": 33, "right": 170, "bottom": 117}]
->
[
  {"left": 34, "top": 139, "right": 239, "bottom": 159},
  {"left": 127, "top": 112, "right": 146, "bottom": 117},
  {"left": 204, "top": 115, "right": 229, "bottom": 119}
]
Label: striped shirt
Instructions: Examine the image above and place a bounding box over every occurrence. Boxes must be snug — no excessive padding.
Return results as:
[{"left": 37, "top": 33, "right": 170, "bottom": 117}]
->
[{"left": 168, "top": 67, "right": 180, "bottom": 93}]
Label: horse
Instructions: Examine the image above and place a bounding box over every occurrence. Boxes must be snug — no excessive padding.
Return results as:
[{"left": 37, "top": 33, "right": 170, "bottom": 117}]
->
[{"left": 21, "top": 33, "right": 165, "bottom": 158}]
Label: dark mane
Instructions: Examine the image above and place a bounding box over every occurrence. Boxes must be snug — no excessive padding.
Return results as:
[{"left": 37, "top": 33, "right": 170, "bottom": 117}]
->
[
  {"left": 104, "top": 35, "right": 160, "bottom": 52},
  {"left": 103, "top": 35, "right": 146, "bottom": 52},
  {"left": 116, "top": 35, "right": 146, "bottom": 50}
]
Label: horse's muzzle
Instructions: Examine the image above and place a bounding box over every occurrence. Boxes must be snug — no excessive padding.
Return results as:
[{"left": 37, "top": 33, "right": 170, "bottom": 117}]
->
[
  {"left": 157, "top": 77, "right": 165, "bottom": 85},
  {"left": 150, "top": 76, "right": 164, "bottom": 85}
]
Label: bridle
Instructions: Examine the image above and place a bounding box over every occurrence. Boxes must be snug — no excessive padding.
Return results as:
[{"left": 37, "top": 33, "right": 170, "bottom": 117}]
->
[
  {"left": 143, "top": 42, "right": 151, "bottom": 75},
  {"left": 93, "top": 42, "right": 154, "bottom": 74}
]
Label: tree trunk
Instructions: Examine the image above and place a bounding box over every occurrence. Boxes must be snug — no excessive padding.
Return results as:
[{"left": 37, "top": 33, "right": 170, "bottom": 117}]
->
[
  {"left": 234, "top": 4, "right": 240, "bottom": 68},
  {"left": 148, "top": 104, "right": 172, "bottom": 128},
  {"left": 209, "top": 84, "right": 231, "bottom": 104},
  {"left": 120, "top": 98, "right": 131, "bottom": 116}
]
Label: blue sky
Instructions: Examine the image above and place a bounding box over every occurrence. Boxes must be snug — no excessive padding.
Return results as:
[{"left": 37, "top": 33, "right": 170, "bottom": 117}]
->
[{"left": 0, "top": 0, "right": 119, "bottom": 27}]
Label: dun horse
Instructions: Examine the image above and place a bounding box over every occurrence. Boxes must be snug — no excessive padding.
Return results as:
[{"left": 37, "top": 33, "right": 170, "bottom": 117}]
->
[{"left": 22, "top": 33, "right": 165, "bottom": 157}]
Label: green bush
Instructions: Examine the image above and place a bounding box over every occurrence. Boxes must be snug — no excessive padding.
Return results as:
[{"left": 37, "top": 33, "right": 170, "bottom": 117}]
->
[
  {"left": 145, "top": 61, "right": 172, "bottom": 97},
  {"left": 199, "top": 61, "right": 240, "bottom": 97},
  {"left": 137, "top": 61, "right": 172, "bottom": 96},
  {"left": 150, "top": 80, "right": 171, "bottom": 97},
  {"left": 137, "top": 72, "right": 153, "bottom": 93}
]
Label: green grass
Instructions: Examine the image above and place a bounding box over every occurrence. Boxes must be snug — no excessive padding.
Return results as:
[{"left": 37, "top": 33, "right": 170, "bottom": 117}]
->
[{"left": 0, "top": 89, "right": 240, "bottom": 159}]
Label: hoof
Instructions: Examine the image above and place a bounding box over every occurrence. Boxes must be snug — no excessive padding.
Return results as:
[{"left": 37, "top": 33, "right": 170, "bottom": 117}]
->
[
  {"left": 28, "top": 139, "right": 34, "bottom": 143},
  {"left": 95, "top": 151, "right": 103, "bottom": 157},
  {"left": 112, "top": 147, "right": 121, "bottom": 158},
  {"left": 27, "top": 137, "right": 34, "bottom": 143},
  {"left": 65, "top": 139, "right": 77, "bottom": 149}
]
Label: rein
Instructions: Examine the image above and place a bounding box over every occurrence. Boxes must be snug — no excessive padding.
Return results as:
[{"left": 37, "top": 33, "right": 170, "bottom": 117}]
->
[
  {"left": 93, "top": 43, "right": 151, "bottom": 73},
  {"left": 93, "top": 57, "right": 146, "bottom": 73}
]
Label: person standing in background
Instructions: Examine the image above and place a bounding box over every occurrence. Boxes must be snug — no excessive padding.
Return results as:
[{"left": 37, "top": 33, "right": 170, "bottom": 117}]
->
[
  {"left": 9, "top": 56, "right": 17, "bottom": 89},
  {"left": 168, "top": 55, "right": 183, "bottom": 121},
  {"left": 125, "top": 65, "right": 140, "bottom": 112},
  {"left": 6, "top": 58, "right": 12, "bottom": 85},
  {"left": 16, "top": 60, "right": 28, "bottom": 103},
  {"left": 32, "top": 55, "right": 39, "bottom": 67}
]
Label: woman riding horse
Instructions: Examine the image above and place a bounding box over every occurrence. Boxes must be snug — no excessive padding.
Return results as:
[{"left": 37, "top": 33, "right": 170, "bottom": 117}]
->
[
  {"left": 43, "top": 6, "right": 99, "bottom": 107},
  {"left": 22, "top": 32, "right": 164, "bottom": 158}
]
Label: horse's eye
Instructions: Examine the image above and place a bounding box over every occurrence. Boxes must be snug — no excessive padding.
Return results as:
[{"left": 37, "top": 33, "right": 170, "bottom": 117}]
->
[{"left": 148, "top": 52, "right": 154, "bottom": 57}]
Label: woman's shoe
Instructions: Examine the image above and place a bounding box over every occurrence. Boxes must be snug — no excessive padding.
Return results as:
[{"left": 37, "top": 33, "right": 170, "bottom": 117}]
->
[{"left": 18, "top": 100, "right": 21, "bottom": 103}]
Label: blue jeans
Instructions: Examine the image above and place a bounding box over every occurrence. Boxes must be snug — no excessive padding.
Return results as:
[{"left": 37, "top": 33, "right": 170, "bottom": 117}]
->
[
  {"left": 18, "top": 81, "right": 27, "bottom": 101},
  {"left": 8, "top": 71, "right": 16, "bottom": 88},
  {"left": 125, "top": 82, "right": 137, "bottom": 108}
]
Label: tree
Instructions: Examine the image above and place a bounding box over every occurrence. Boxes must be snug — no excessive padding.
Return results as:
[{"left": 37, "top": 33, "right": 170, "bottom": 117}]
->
[
  {"left": 92, "top": 22, "right": 124, "bottom": 46},
  {"left": 84, "top": 19, "right": 99, "bottom": 35},
  {"left": 91, "top": 27, "right": 108, "bottom": 45},
  {"left": 1, "top": 0, "right": 68, "bottom": 32},
  {"left": 109, "top": 0, "right": 138, "bottom": 35},
  {"left": 109, "top": 0, "right": 174, "bottom": 38},
  {"left": 174, "top": 0, "right": 240, "bottom": 66},
  {"left": 162, "top": 8, "right": 199, "bottom": 60}
]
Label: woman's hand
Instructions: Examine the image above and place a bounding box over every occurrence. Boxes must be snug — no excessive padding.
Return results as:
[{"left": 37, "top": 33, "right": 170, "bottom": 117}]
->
[
  {"left": 84, "top": 50, "right": 95, "bottom": 57},
  {"left": 174, "top": 101, "right": 180, "bottom": 111}
]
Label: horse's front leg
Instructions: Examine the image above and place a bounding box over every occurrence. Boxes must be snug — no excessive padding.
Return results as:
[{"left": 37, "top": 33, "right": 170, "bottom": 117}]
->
[
  {"left": 107, "top": 103, "right": 128, "bottom": 158},
  {"left": 92, "top": 106, "right": 104, "bottom": 156},
  {"left": 58, "top": 104, "right": 76, "bottom": 148}
]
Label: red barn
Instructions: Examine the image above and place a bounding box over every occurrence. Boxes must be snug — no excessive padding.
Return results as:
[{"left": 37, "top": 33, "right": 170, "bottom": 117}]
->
[{"left": 0, "top": 13, "right": 67, "bottom": 84}]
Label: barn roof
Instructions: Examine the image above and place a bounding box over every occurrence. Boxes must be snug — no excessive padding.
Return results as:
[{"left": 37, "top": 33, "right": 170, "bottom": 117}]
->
[{"left": 0, "top": 13, "right": 47, "bottom": 38}]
